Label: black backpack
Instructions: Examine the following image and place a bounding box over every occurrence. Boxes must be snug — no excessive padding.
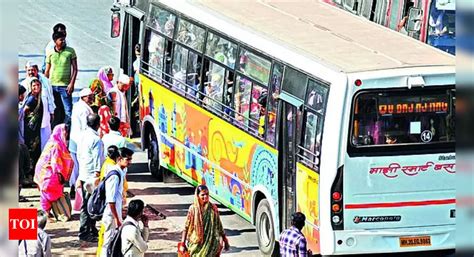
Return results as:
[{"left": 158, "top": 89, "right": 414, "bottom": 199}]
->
[
  {"left": 107, "top": 221, "right": 136, "bottom": 257},
  {"left": 87, "top": 170, "right": 121, "bottom": 221}
]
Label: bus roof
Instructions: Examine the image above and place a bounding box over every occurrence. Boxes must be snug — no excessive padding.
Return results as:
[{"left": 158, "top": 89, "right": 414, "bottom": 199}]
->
[{"left": 158, "top": 0, "right": 454, "bottom": 73}]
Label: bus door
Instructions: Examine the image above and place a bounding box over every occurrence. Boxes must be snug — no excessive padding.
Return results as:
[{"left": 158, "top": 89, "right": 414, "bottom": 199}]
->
[
  {"left": 121, "top": 9, "right": 144, "bottom": 136},
  {"left": 278, "top": 92, "right": 303, "bottom": 229}
]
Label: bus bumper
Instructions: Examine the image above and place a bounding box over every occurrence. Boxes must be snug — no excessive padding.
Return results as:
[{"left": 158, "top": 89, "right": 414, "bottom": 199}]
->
[{"left": 331, "top": 225, "right": 455, "bottom": 255}]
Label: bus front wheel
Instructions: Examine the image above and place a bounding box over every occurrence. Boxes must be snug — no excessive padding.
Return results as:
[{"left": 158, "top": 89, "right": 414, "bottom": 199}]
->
[
  {"left": 256, "top": 199, "right": 277, "bottom": 256},
  {"left": 147, "top": 132, "right": 163, "bottom": 181}
]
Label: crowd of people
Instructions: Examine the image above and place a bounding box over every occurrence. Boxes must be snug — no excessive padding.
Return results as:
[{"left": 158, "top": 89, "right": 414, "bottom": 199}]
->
[{"left": 18, "top": 22, "right": 314, "bottom": 257}]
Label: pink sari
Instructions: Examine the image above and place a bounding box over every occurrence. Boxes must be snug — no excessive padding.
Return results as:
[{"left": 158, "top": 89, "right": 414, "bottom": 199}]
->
[
  {"left": 34, "top": 124, "right": 74, "bottom": 212},
  {"left": 97, "top": 66, "right": 114, "bottom": 94}
]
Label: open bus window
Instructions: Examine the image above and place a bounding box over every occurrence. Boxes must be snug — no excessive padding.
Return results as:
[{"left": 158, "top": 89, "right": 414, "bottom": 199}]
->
[
  {"left": 185, "top": 51, "right": 202, "bottom": 99},
  {"left": 203, "top": 61, "right": 225, "bottom": 112},
  {"left": 172, "top": 44, "right": 189, "bottom": 93},
  {"left": 249, "top": 83, "right": 267, "bottom": 135},
  {"left": 147, "top": 32, "right": 165, "bottom": 80},
  {"left": 205, "top": 32, "right": 237, "bottom": 69},
  {"left": 234, "top": 76, "right": 252, "bottom": 127},
  {"left": 148, "top": 5, "right": 176, "bottom": 38},
  {"left": 350, "top": 87, "right": 455, "bottom": 148},
  {"left": 176, "top": 18, "right": 206, "bottom": 52}
]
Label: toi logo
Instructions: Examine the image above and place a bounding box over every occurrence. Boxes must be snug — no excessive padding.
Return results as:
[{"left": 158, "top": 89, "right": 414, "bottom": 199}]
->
[{"left": 9, "top": 208, "right": 37, "bottom": 240}]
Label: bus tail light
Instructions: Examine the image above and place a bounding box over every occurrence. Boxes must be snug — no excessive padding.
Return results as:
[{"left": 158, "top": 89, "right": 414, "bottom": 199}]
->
[
  {"left": 331, "top": 165, "right": 344, "bottom": 230},
  {"left": 354, "top": 79, "right": 362, "bottom": 87}
]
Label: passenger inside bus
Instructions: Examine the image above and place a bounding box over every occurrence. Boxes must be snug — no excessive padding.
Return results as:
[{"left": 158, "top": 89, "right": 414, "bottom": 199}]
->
[{"left": 429, "top": 5, "right": 448, "bottom": 36}]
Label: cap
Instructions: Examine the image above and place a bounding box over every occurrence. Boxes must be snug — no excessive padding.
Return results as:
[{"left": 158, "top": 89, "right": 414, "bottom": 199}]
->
[
  {"left": 78, "top": 88, "right": 93, "bottom": 97},
  {"left": 118, "top": 73, "right": 130, "bottom": 85},
  {"left": 25, "top": 61, "right": 39, "bottom": 68}
]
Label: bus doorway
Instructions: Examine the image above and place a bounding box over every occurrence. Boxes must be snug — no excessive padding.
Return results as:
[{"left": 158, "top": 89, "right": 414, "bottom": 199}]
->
[
  {"left": 121, "top": 12, "right": 142, "bottom": 137},
  {"left": 279, "top": 101, "right": 300, "bottom": 229}
]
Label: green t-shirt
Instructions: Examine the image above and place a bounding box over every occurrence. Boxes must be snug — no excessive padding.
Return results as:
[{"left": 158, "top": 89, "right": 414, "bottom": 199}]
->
[{"left": 46, "top": 46, "right": 76, "bottom": 86}]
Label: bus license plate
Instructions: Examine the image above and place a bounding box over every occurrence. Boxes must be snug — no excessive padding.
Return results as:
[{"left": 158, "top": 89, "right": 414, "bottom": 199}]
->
[{"left": 399, "top": 236, "right": 431, "bottom": 247}]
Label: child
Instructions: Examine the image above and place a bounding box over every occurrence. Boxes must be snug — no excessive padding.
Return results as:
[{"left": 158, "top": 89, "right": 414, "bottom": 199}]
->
[{"left": 18, "top": 210, "right": 52, "bottom": 257}]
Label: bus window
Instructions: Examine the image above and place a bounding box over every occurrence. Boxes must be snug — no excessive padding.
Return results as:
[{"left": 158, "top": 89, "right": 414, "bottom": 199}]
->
[
  {"left": 203, "top": 61, "right": 225, "bottom": 112},
  {"left": 234, "top": 75, "right": 252, "bottom": 127},
  {"left": 301, "top": 111, "right": 321, "bottom": 169},
  {"left": 205, "top": 32, "right": 237, "bottom": 69},
  {"left": 249, "top": 83, "right": 268, "bottom": 136},
  {"left": 282, "top": 67, "right": 307, "bottom": 101},
  {"left": 306, "top": 79, "right": 329, "bottom": 115},
  {"left": 350, "top": 87, "right": 455, "bottom": 151},
  {"left": 172, "top": 44, "right": 188, "bottom": 93},
  {"left": 146, "top": 31, "right": 165, "bottom": 81},
  {"left": 266, "top": 63, "right": 283, "bottom": 145},
  {"left": 238, "top": 48, "right": 271, "bottom": 85},
  {"left": 176, "top": 18, "right": 206, "bottom": 52},
  {"left": 185, "top": 51, "right": 202, "bottom": 99},
  {"left": 148, "top": 4, "right": 176, "bottom": 38}
]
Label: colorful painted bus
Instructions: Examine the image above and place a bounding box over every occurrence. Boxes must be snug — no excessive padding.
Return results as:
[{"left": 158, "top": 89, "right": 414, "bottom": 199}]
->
[
  {"left": 323, "top": 0, "right": 455, "bottom": 55},
  {"left": 112, "top": 0, "right": 455, "bottom": 255}
]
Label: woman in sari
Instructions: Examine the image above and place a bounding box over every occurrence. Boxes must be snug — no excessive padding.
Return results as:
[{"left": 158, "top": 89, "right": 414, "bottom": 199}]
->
[
  {"left": 180, "top": 185, "right": 230, "bottom": 257},
  {"left": 97, "top": 66, "right": 115, "bottom": 94},
  {"left": 89, "top": 78, "right": 112, "bottom": 137},
  {"left": 23, "top": 78, "right": 44, "bottom": 171},
  {"left": 89, "top": 78, "right": 107, "bottom": 113},
  {"left": 33, "top": 124, "right": 74, "bottom": 213}
]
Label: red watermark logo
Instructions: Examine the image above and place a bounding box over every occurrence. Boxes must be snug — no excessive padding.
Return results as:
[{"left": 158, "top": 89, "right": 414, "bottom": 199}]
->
[{"left": 9, "top": 208, "right": 37, "bottom": 240}]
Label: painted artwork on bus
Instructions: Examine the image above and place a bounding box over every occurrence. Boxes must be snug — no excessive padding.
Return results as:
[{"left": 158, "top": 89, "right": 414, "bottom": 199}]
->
[
  {"left": 139, "top": 74, "right": 279, "bottom": 225},
  {"left": 296, "top": 163, "right": 321, "bottom": 254}
]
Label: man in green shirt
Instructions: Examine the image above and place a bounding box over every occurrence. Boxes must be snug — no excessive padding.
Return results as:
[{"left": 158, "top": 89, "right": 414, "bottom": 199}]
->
[{"left": 45, "top": 30, "right": 78, "bottom": 126}]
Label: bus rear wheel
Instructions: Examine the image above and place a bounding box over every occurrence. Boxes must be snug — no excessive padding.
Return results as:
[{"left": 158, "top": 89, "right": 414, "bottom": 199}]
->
[
  {"left": 147, "top": 132, "right": 163, "bottom": 182},
  {"left": 256, "top": 199, "right": 277, "bottom": 256}
]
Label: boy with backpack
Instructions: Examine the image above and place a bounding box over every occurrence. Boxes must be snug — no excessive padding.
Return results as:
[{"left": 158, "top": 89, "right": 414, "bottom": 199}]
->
[
  {"left": 107, "top": 199, "right": 149, "bottom": 257},
  {"left": 99, "top": 147, "right": 134, "bottom": 257}
]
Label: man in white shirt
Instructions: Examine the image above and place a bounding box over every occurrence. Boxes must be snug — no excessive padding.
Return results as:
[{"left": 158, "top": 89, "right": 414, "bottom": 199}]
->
[
  {"left": 107, "top": 73, "right": 131, "bottom": 136},
  {"left": 21, "top": 61, "right": 56, "bottom": 150},
  {"left": 121, "top": 199, "right": 149, "bottom": 257},
  {"left": 77, "top": 113, "right": 104, "bottom": 243},
  {"left": 100, "top": 147, "right": 134, "bottom": 257},
  {"left": 69, "top": 88, "right": 94, "bottom": 194},
  {"left": 102, "top": 116, "right": 127, "bottom": 155}
]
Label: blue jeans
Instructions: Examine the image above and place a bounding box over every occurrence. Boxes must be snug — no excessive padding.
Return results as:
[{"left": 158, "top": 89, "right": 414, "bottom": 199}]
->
[{"left": 52, "top": 86, "right": 72, "bottom": 126}]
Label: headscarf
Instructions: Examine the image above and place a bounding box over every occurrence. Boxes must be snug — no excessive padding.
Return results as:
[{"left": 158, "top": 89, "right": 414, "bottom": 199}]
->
[
  {"left": 97, "top": 66, "right": 114, "bottom": 93},
  {"left": 89, "top": 78, "right": 106, "bottom": 107},
  {"left": 34, "top": 124, "right": 74, "bottom": 187}
]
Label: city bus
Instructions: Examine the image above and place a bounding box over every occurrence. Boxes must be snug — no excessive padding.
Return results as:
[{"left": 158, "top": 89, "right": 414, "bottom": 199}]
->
[
  {"left": 323, "top": 0, "right": 456, "bottom": 55},
  {"left": 111, "top": 0, "right": 455, "bottom": 255}
]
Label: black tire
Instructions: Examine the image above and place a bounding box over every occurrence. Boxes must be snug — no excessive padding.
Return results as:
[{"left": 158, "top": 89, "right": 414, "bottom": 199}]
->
[
  {"left": 256, "top": 199, "right": 277, "bottom": 256},
  {"left": 147, "top": 131, "right": 163, "bottom": 182}
]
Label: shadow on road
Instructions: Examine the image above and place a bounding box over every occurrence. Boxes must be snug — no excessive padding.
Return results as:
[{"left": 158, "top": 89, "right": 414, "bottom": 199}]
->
[
  {"left": 130, "top": 185, "right": 194, "bottom": 197},
  {"left": 148, "top": 203, "right": 190, "bottom": 217},
  {"left": 225, "top": 228, "right": 256, "bottom": 237},
  {"left": 226, "top": 245, "right": 260, "bottom": 254}
]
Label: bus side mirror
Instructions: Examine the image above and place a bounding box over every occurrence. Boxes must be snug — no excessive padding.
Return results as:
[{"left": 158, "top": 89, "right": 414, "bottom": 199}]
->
[
  {"left": 407, "top": 7, "right": 423, "bottom": 32},
  {"left": 111, "top": 10, "right": 121, "bottom": 38}
]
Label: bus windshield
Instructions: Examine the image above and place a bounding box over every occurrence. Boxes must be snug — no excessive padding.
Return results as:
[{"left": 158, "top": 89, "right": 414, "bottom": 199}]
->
[
  {"left": 351, "top": 87, "right": 455, "bottom": 149},
  {"left": 426, "top": 0, "right": 455, "bottom": 54}
]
